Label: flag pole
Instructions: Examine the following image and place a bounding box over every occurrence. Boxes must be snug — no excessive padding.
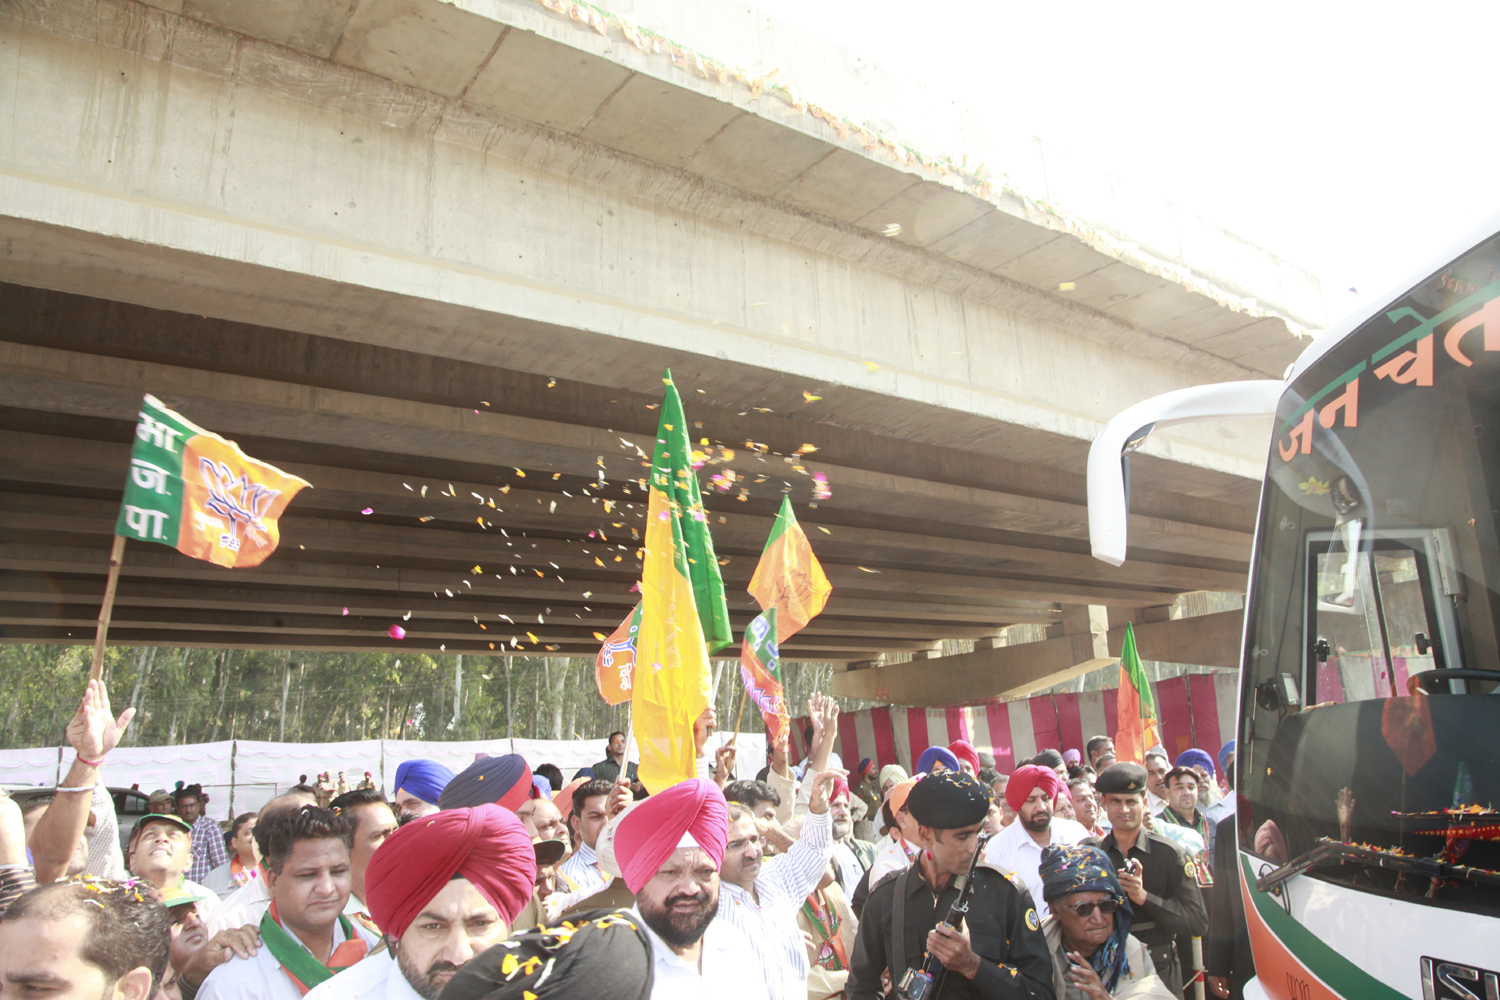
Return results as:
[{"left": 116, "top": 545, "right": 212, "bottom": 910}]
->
[
  {"left": 90, "top": 534, "right": 127, "bottom": 682},
  {"left": 730, "top": 667, "right": 749, "bottom": 746}
]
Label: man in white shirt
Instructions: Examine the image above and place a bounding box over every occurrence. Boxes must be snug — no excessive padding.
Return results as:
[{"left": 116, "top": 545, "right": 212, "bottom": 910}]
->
[
  {"left": 198, "top": 805, "right": 381, "bottom": 1000},
  {"left": 305, "top": 802, "right": 537, "bottom": 999},
  {"left": 598, "top": 777, "right": 768, "bottom": 1000},
  {"left": 1144, "top": 749, "right": 1171, "bottom": 814},
  {"left": 717, "top": 768, "right": 838, "bottom": 1000},
  {"left": 206, "top": 789, "right": 318, "bottom": 936},
  {"left": 984, "top": 764, "right": 1089, "bottom": 921},
  {"left": 328, "top": 788, "right": 398, "bottom": 933},
  {"left": 558, "top": 778, "right": 614, "bottom": 898}
]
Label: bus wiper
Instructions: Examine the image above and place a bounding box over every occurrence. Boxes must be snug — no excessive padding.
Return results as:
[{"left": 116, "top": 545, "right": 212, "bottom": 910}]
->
[{"left": 1255, "top": 838, "right": 1500, "bottom": 892}]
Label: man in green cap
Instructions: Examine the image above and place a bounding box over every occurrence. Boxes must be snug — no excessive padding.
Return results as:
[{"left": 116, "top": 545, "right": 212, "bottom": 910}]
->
[
  {"left": 130, "top": 812, "right": 222, "bottom": 919},
  {"left": 848, "top": 770, "right": 1055, "bottom": 999}
]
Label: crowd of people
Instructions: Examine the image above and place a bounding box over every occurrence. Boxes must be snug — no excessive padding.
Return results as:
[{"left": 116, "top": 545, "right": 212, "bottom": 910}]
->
[{"left": 0, "top": 681, "right": 1254, "bottom": 1000}]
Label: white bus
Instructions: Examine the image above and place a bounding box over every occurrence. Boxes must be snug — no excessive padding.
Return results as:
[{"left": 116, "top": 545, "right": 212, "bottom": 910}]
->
[{"left": 1088, "top": 218, "right": 1500, "bottom": 1000}]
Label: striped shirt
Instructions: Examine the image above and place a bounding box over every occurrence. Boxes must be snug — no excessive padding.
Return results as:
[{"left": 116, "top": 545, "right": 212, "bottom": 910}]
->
[
  {"left": 558, "top": 842, "right": 609, "bottom": 898},
  {"left": 84, "top": 785, "right": 125, "bottom": 880},
  {"left": 715, "top": 809, "right": 832, "bottom": 1000}
]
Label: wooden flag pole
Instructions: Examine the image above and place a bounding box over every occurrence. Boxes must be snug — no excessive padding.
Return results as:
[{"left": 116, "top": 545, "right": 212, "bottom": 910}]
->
[
  {"left": 90, "top": 534, "right": 127, "bottom": 682},
  {"left": 730, "top": 672, "right": 749, "bottom": 746}
]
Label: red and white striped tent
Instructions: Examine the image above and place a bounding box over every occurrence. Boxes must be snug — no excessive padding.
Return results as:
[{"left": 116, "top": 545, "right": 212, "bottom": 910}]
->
[{"left": 791, "top": 671, "right": 1239, "bottom": 775}]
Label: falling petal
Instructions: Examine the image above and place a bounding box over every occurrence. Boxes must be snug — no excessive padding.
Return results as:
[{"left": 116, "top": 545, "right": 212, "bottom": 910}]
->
[
  {"left": 547, "top": 378, "right": 556, "bottom": 388},
  {"left": 593, "top": 631, "right": 607, "bottom": 641},
  {"left": 514, "top": 469, "right": 526, "bottom": 477},
  {"left": 361, "top": 507, "right": 374, "bottom": 515},
  {"left": 817, "top": 525, "right": 831, "bottom": 534},
  {"left": 803, "top": 391, "right": 823, "bottom": 403},
  {"left": 341, "top": 607, "right": 349, "bottom": 615},
  {"left": 388, "top": 624, "right": 407, "bottom": 639},
  {"left": 419, "top": 516, "right": 435, "bottom": 522},
  {"left": 403, "top": 611, "right": 412, "bottom": 621},
  {"left": 403, "top": 483, "right": 413, "bottom": 491},
  {"left": 864, "top": 362, "right": 880, "bottom": 373},
  {"left": 1058, "top": 281, "right": 1077, "bottom": 291},
  {"left": 527, "top": 631, "right": 539, "bottom": 643},
  {"left": 472, "top": 565, "right": 482, "bottom": 574},
  {"left": 857, "top": 566, "right": 880, "bottom": 573},
  {"left": 882, "top": 223, "right": 902, "bottom": 237}
]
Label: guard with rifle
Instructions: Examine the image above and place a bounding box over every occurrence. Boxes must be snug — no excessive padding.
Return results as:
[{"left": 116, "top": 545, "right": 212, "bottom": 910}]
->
[{"left": 848, "top": 770, "right": 1055, "bottom": 1000}]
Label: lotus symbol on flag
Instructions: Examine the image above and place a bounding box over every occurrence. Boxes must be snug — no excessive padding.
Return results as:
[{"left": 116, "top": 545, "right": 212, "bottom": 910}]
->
[{"left": 200, "top": 457, "right": 284, "bottom": 551}]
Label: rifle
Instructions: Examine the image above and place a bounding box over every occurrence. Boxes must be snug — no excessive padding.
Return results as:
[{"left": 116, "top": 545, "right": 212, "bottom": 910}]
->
[{"left": 897, "top": 831, "right": 996, "bottom": 1000}]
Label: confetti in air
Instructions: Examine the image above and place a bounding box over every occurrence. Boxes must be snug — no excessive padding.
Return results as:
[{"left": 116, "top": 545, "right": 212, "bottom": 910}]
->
[
  {"left": 361, "top": 508, "right": 373, "bottom": 515},
  {"left": 388, "top": 624, "right": 407, "bottom": 639}
]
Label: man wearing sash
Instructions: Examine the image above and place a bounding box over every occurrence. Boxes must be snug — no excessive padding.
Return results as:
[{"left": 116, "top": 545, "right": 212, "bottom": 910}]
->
[
  {"left": 304, "top": 803, "right": 537, "bottom": 999},
  {"left": 198, "top": 806, "right": 379, "bottom": 999}
]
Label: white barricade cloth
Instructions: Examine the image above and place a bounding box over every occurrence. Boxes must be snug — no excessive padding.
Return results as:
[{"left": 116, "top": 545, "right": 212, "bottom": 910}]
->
[
  {"left": 101, "top": 742, "right": 235, "bottom": 819},
  {"left": 0, "top": 732, "right": 774, "bottom": 808}
]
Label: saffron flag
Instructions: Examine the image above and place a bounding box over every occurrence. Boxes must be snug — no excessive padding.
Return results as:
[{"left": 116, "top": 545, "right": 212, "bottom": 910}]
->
[
  {"left": 746, "top": 496, "right": 831, "bottom": 641},
  {"left": 595, "top": 605, "right": 640, "bottom": 706},
  {"left": 115, "top": 394, "right": 309, "bottom": 568},
  {"left": 740, "top": 607, "right": 788, "bottom": 746},
  {"left": 1114, "top": 622, "right": 1162, "bottom": 763},
  {"left": 632, "top": 372, "right": 725, "bottom": 792}
]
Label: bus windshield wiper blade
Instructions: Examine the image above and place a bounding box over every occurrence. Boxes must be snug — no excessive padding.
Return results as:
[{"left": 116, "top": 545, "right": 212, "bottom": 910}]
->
[{"left": 1255, "top": 838, "right": 1500, "bottom": 892}]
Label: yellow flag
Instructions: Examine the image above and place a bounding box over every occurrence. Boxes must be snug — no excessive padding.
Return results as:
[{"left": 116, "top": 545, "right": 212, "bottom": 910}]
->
[{"left": 632, "top": 374, "right": 713, "bottom": 793}]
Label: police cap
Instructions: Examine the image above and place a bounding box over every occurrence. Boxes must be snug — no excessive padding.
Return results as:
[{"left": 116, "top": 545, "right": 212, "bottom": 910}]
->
[
  {"left": 1094, "top": 762, "right": 1149, "bottom": 796},
  {"left": 905, "top": 770, "right": 990, "bottom": 829}
]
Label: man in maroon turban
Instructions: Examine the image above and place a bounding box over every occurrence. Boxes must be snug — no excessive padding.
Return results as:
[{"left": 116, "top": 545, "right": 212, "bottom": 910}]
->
[
  {"left": 305, "top": 804, "right": 535, "bottom": 1000},
  {"left": 947, "top": 740, "right": 982, "bottom": 777},
  {"left": 597, "top": 778, "right": 768, "bottom": 999}
]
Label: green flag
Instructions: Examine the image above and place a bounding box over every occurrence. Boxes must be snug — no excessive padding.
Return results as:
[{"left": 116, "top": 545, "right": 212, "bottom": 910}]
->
[{"left": 653, "top": 371, "right": 732, "bottom": 653}]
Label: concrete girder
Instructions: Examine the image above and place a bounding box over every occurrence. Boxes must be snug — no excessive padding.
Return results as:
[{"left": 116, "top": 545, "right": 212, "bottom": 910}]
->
[{"left": 831, "top": 610, "right": 1244, "bottom": 706}]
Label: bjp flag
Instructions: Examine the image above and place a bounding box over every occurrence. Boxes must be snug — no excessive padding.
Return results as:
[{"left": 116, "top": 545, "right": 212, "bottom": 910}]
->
[
  {"left": 632, "top": 372, "right": 726, "bottom": 792},
  {"left": 115, "top": 394, "right": 309, "bottom": 568},
  {"left": 747, "top": 496, "right": 831, "bottom": 640},
  {"left": 594, "top": 605, "right": 641, "bottom": 706},
  {"left": 1114, "top": 622, "right": 1162, "bottom": 764}
]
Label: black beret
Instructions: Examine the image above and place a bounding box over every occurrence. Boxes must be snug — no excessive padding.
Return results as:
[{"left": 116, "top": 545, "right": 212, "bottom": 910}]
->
[
  {"left": 1094, "top": 762, "right": 1149, "bottom": 795},
  {"left": 905, "top": 771, "right": 990, "bottom": 829},
  {"left": 437, "top": 909, "right": 652, "bottom": 1000}
]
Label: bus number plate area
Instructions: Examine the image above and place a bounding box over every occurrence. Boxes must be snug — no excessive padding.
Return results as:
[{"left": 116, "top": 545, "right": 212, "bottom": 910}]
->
[{"left": 1422, "top": 957, "right": 1500, "bottom": 1000}]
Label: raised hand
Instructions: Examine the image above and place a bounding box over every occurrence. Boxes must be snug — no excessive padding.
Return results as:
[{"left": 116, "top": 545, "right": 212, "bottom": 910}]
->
[
  {"left": 65, "top": 680, "right": 135, "bottom": 762},
  {"left": 807, "top": 767, "right": 848, "bottom": 816}
]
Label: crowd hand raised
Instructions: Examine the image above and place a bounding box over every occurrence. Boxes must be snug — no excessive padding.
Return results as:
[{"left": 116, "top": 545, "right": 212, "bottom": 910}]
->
[
  {"left": 692, "top": 706, "right": 717, "bottom": 757},
  {"left": 771, "top": 726, "right": 791, "bottom": 778},
  {"left": 755, "top": 816, "right": 796, "bottom": 855},
  {"left": 926, "top": 919, "right": 981, "bottom": 979},
  {"left": 713, "top": 745, "right": 737, "bottom": 788},
  {"left": 66, "top": 679, "right": 135, "bottom": 762},
  {"left": 607, "top": 776, "right": 633, "bottom": 818},
  {"left": 807, "top": 768, "right": 848, "bottom": 816},
  {"left": 181, "top": 925, "right": 261, "bottom": 989},
  {"left": 1064, "top": 951, "right": 1110, "bottom": 1000}
]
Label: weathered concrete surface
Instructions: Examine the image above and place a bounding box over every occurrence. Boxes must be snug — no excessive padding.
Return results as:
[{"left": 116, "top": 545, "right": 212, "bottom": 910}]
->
[{"left": 0, "top": 0, "right": 1318, "bottom": 664}]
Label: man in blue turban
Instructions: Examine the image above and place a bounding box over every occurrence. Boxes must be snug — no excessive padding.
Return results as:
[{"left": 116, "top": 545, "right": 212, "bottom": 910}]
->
[
  {"left": 914, "top": 746, "right": 959, "bottom": 776},
  {"left": 1038, "top": 844, "right": 1173, "bottom": 998},
  {"left": 391, "top": 760, "right": 453, "bottom": 824}
]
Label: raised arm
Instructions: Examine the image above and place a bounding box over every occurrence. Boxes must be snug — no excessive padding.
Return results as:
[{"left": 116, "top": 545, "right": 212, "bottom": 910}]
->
[{"left": 32, "top": 681, "right": 133, "bottom": 883}]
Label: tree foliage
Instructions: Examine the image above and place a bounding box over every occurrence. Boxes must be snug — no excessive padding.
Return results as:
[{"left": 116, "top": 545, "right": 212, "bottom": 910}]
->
[{"left": 0, "top": 644, "right": 857, "bottom": 749}]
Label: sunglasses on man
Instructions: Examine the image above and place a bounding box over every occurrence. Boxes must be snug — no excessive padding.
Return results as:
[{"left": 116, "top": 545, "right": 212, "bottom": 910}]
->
[{"left": 1063, "top": 898, "right": 1122, "bottom": 918}]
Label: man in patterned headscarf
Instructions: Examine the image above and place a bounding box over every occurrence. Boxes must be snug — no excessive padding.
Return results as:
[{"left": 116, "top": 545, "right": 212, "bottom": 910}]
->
[{"left": 1038, "top": 844, "right": 1173, "bottom": 999}]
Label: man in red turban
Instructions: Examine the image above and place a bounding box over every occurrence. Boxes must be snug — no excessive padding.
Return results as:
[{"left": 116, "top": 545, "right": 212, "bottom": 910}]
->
[
  {"left": 947, "top": 740, "right": 982, "bottom": 776},
  {"left": 305, "top": 804, "right": 535, "bottom": 1000},
  {"left": 984, "top": 764, "right": 1090, "bottom": 922},
  {"left": 597, "top": 778, "right": 768, "bottom": 999}
]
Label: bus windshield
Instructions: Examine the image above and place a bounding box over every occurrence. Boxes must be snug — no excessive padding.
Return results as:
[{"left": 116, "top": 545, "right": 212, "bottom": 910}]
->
[{"left": 1239, "top": 231, "right": 1500, "bottom": 916}]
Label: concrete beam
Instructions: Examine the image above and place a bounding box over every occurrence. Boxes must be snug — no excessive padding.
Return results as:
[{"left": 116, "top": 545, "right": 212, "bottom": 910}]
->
[{"left": 831, "top": 609, "right": 1243, "bottom": 706}]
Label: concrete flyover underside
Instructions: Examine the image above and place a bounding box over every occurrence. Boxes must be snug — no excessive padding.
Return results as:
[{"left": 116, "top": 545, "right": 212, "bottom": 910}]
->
[{"left": 0, "top": 0, "right": 1319, "bottom": 703}]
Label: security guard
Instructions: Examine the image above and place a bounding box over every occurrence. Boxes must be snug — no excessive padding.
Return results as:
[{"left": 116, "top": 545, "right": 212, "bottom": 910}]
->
[
  {"left": 849, "top": 770, "right": 1055, "bottom": 1000},
  {"left": 1090, "top": 762, "right": 1208, "bottom": 997}
]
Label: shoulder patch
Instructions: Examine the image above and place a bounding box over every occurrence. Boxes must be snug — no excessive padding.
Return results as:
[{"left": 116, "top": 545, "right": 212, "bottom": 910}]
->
[
  {"left": 1184, "top": 858, "right": 1196, "bottom": 879},
  {"left": 869, "top": 868, "right": 903, "bottom": 893},
  {"left": 1024, "top": 907, "right": 1040, "bottom": 931}
]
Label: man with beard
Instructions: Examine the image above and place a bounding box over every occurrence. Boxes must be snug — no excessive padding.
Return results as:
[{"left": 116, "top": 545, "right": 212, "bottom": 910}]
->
[
  {"left": 303, "top": 803, "right": 535, "bottom": 999},
  {"left": 391, "top": 760, "right": 453, "bottom": 824},
  {"left": 197, "top": 807, "right": 381, "bottom": 999},
  {"left": 829, "top": 777, "right": 875, "bottom": 896},
  {"left": 985, "top": 765, "right": 1089, "bottom": 921},
  {"left": 717, "top": 769, "right": 838, "bottom": 1000},
  {"left": 598, "top": 777, "right": 766, "bottom": 998},
  {"left": 849, "top": 771, "right": 1054, "bottom": 1000}
]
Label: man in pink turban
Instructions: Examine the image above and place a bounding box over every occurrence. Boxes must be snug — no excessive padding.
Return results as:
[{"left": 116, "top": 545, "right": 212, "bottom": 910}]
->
[
  {"left": 947, "top": 740, "right": 981, "bottom": 776},
  {"left": 308, "top": 804, "right": 535, "bottom": 1000},
  {"left": 598, "top": 778, "right": 768, "bottom": 999},
  {"left": 983, "top": 765, "right": 1090, "bottom": 921}
]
